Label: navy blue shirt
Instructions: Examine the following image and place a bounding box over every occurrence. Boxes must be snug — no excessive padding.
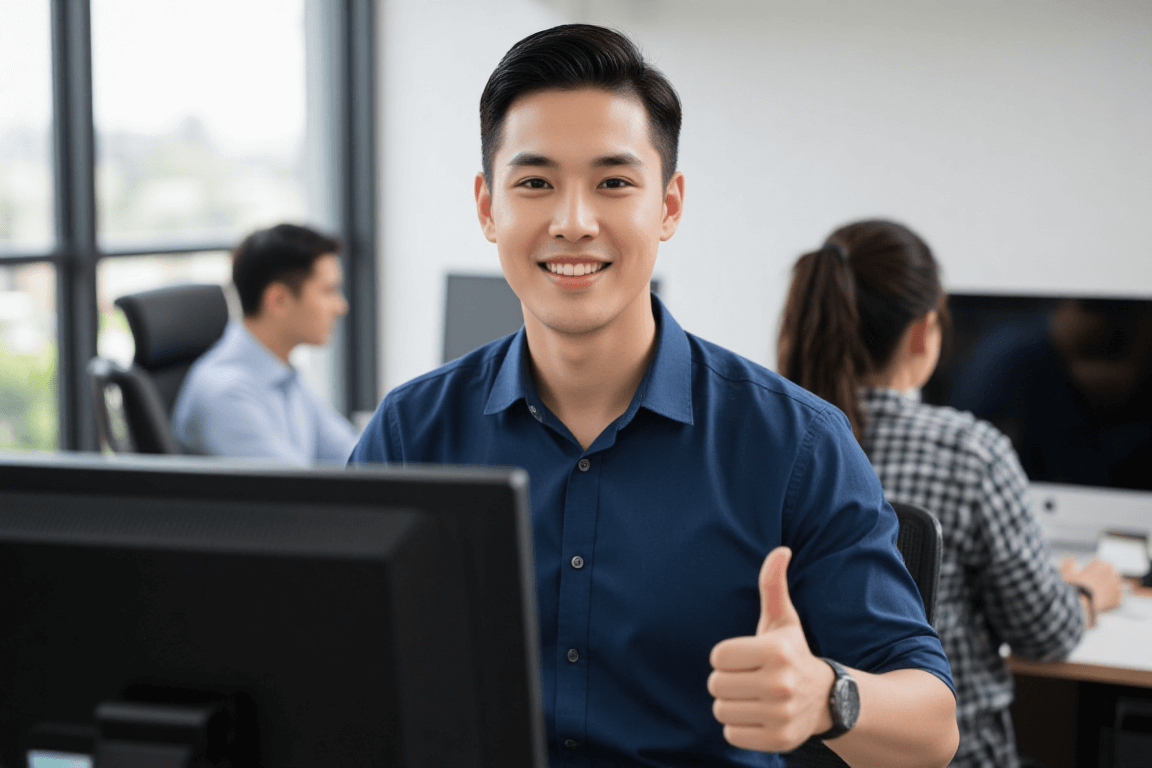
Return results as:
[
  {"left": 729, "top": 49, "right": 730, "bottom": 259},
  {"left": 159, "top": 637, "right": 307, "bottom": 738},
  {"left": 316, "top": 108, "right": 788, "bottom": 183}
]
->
[{"left": 351, "top": 296, "right": 953, "bottom": 767}]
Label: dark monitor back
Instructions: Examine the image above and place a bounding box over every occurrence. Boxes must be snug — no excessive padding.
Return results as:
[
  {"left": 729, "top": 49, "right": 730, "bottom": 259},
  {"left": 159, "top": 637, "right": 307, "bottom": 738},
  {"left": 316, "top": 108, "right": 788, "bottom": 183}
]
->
[
  {"left": 923, "top": 293, "right": 1152, "bottom": 492},
  {"left": 443, "top": 273, "right": 662, "bottom": 363},
  {"left": 0, "top": 454, "right": 545, "bottom": 768}
]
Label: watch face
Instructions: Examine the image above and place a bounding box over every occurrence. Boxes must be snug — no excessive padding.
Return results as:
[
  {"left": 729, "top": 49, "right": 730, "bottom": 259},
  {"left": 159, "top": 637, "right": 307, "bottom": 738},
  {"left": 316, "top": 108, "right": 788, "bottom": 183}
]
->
[{"left": 834, "top": 677, "right": 860, "bottom": 730}]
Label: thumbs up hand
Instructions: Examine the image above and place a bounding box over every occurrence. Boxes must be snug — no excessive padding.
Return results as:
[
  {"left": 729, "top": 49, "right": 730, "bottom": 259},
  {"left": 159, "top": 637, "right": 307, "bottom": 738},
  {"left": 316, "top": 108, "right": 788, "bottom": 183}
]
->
[{"left": 707, "top": 547, "right": 837, "bottom": 752}]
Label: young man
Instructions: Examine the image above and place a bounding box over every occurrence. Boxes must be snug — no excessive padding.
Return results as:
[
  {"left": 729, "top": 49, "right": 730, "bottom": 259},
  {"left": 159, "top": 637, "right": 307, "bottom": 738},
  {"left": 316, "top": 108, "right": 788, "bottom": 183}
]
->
[
  {"left": 172, "top": 223, "right": 358, "bottom": 464},
  {"left": 351, "top": 25, "right": 958, "bottom": 767}
]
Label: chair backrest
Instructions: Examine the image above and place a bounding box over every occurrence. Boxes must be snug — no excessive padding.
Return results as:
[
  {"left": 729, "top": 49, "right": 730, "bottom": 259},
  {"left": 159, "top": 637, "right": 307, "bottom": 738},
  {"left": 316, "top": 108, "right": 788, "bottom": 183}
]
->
[
  {"left": 114, "top": 283, "right": 230, "bottom": 415},
  {"left": 86, "top": 356, "right": 180, "bottom": 454},
  {"left": 785, "top": 500, "right": 943, "bottom": 768},
  {"left": 890, "top": 500, "right": 943, "bottom": 626}
]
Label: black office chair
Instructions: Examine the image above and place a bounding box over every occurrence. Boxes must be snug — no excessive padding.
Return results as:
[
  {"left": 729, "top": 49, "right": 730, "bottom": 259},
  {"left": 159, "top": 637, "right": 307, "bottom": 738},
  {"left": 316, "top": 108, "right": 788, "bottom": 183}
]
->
[
  {"left": 87, "top": 283, "right": 230, "bottom": 454},
  {"left": 87, "top": 356, "right": 179, "bottom": 454},
  {"left": 891, "top": 501, "right": 943, "bottom": 627},
  {"left": 786, "top": 500, "right": 943, "bottom": 767}
]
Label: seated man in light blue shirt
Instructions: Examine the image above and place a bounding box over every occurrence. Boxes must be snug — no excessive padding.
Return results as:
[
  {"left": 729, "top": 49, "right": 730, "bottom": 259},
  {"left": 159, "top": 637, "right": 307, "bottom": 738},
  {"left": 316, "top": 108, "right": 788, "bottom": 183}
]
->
[{"left": 172, "top": 223, "right": 358, "bottom": 464}]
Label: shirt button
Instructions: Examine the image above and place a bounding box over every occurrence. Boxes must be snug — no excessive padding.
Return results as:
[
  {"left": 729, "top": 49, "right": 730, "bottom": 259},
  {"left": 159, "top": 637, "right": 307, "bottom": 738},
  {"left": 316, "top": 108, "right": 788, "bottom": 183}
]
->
[
  {"left": 571, "top": 555, "right": 584, "bottom": 569},
  {"left": 577, "top": 458, "right": 591, "bottom": 472},
  {"left": 567, "top": 648, "right": 579, "bottom": 663},
  {"left": 564, "top": 739, "right": 579, "bottom": 749}
]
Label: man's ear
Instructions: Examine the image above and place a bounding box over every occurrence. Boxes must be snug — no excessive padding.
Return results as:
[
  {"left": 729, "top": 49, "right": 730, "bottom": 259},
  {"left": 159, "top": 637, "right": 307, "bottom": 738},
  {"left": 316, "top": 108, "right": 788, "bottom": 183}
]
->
[
  {"left": 261, "top": 281, "right": 291, "bottom": 318},
  {"left": 660, "top": 171, "right": 686, "bottom": 242},
  {"left": 475, "top": 173, "right": 497, "bottom": 243}
]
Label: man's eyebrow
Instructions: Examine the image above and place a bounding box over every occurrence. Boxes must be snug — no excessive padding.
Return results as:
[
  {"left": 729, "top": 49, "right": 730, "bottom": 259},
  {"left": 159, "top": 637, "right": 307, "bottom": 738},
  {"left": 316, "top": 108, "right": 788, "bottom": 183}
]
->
[
  {"left": 593, "top": 153, "right": 644, "bottom": 169},
  {"left": 507, "top": 152, "right": 557, "bottom": 168},
  {"left": 505, "top": 152, "right": 645, "bottom": 169}
]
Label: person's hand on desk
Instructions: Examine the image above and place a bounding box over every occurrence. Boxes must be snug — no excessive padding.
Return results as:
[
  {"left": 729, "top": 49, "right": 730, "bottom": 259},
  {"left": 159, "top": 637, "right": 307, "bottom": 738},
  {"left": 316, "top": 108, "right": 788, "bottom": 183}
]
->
[{"left": 1061, "top": 556, "right": 1126, "bottom": 628}]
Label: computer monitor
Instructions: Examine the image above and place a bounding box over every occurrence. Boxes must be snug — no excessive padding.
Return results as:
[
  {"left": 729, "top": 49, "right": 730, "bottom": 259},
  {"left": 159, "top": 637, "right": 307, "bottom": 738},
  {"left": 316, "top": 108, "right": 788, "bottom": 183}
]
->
[
  {"left": 923, "top": 292, "right": 1152, "bottom": 545},
  {"left": 0, "top": 452, "right": 546, "bottom": 768},
  {"left": 443, "top": 273, "right": 663, "bottom": 363}
]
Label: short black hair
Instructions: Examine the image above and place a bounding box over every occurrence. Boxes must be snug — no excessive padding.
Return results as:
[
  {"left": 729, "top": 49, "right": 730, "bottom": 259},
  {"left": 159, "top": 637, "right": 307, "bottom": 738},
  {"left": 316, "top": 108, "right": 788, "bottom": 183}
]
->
[
  {"left": 231, "top": 223, "right": 340, "bottom": 317},
  {"left": 479, "top": 24, "right": 682, "bottom": 188}
]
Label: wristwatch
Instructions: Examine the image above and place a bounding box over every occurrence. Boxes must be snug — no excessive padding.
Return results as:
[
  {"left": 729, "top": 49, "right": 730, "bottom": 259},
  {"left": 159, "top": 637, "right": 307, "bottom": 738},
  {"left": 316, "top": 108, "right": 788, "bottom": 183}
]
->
[{"left": 813, "top": 657, "right": 859, "bottom": 740}]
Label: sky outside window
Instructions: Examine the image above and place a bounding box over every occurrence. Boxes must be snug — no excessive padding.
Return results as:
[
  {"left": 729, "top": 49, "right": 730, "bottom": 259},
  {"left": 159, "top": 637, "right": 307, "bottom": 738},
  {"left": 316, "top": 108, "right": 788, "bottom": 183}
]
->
[
  {"left": 0, "top": 0, "right": 54, "bottom": 255},
  {"left": 92, "top": 0, "right": 307, "bottom": 248}
]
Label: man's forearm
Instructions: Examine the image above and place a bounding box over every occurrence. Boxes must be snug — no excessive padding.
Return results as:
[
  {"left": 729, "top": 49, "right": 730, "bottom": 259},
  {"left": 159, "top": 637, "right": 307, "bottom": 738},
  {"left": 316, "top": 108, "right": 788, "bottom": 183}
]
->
[{"left": 825, "top": 668, "right": 957, "bottom": 768}]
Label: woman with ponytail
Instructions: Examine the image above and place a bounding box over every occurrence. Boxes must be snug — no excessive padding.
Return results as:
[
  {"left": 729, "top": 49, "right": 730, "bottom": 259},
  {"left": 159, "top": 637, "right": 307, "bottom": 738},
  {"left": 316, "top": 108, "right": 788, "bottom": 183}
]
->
[{"left": 778, "top": 220, "right": 1124, "bottom": 768}]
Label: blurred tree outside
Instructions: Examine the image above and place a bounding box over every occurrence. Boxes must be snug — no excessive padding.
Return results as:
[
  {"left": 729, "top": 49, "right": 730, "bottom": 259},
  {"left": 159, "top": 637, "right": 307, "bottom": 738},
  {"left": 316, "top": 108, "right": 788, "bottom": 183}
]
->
[{"left": 0, "top": 343, "right": 56, "bottom": 451}]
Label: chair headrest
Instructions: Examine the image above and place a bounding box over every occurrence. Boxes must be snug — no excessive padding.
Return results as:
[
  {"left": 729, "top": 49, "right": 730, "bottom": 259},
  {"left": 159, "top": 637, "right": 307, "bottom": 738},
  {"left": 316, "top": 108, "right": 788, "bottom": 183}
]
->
[{"left": 114, "top": 283, "right": 230, "bottom": 370}]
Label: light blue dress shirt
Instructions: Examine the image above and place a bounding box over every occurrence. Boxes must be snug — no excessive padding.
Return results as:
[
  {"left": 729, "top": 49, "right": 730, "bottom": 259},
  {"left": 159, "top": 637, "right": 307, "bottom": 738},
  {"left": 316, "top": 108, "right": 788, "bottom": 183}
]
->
[{"left": 172, "top": 321, "right": 358, "bottom": 464}]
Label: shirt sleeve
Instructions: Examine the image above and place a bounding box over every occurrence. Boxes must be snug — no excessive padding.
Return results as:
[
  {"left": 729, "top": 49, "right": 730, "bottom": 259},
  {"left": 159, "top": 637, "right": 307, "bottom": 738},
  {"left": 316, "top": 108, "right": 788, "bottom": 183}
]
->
[
  {"left": 971, "top": 431, "right": 1085, "bottom": 661},
  {"left": 177, "top": 385, "right": 310, "bottom": 464},
  {"left": 347, "top": 397, "right": 396, "bottom": 465},
  {"left": 783, "top": 407, "right": 955, "bottom": 692},
  {"left": 311, "top": 394, "right": 359, "bottom": 464}
]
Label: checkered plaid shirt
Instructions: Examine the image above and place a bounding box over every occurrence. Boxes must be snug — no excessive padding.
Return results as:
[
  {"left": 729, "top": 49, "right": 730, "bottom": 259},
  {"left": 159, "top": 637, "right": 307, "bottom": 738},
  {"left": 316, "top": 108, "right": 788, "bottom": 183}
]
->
[{"left": 860, "top": 387, "right": 1084, "bottom": 768}]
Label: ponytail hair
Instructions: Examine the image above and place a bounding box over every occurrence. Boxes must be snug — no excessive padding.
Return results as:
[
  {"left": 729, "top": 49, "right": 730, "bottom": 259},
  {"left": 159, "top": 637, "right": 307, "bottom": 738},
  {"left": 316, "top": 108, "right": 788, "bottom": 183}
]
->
[{"left": 777, "top": 219, "right": 948, "bottom": 444}]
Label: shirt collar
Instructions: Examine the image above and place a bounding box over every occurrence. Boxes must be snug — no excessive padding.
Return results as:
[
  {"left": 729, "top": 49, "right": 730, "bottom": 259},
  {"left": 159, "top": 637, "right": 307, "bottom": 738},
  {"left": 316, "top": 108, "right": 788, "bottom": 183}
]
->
[
  {"left": 860, "top": 385, "right": 921, "bottom": 416},
  {"left": 221, "top": 321, "right": 297, "bottom": 388},
  {"left": 483, "top": 293, "right": 694, "bottom": 426}
]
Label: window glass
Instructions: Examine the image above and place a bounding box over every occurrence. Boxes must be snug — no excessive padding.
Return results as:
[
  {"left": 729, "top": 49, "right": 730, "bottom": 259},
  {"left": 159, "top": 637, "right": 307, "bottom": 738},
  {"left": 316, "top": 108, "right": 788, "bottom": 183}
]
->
[
  {"left": 91, "top": 0, "right": 307, "bottom": 248},
  {"left": 0, "top": 262, "right": 57, "bottom": 451},
  {"left": 0, "top": 0, "right": 54, "bottom": 254},
  {"left": 97, "top": 252, "right": 234, "bottom": 366}
]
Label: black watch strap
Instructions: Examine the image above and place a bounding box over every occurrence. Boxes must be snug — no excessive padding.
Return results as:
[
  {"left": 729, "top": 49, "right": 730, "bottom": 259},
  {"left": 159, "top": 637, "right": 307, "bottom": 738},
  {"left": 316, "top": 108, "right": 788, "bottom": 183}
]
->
[{"left": 812, "top": 657, "right": 859, "bottom": 741}]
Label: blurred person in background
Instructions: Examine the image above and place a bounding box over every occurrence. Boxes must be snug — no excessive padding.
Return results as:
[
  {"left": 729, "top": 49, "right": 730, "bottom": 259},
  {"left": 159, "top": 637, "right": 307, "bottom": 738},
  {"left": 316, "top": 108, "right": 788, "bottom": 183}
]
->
[
  {"left": 172, "top": 223, "right": 357, "bottom": 464},
  {"left": 776, "top": 218, "right": 1125, "bottom": 768}
]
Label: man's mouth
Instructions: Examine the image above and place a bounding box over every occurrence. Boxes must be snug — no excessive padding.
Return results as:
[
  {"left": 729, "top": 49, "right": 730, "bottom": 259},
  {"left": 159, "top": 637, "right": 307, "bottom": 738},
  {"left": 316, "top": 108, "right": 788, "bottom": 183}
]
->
[{"left": 539, "top": 261, "right": 610, "bottom": 277}]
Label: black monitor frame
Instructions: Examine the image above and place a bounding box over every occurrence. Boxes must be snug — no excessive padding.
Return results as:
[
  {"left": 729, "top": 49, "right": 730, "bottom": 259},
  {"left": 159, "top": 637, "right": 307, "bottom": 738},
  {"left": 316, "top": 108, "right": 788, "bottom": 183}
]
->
[{"left": 0, "top": 453, "right": 545, "bottom": 768}]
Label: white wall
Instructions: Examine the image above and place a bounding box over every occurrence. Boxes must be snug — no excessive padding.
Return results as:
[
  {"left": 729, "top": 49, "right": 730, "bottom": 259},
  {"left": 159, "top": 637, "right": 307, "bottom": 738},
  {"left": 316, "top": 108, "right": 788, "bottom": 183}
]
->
[{"left": 378, "top": 0, "right": 1152, "bottom": 393}]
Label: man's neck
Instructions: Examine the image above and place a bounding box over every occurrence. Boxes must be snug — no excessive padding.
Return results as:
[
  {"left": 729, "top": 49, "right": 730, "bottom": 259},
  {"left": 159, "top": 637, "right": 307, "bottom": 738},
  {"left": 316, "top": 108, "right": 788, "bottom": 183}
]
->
[
  {"left": 242, "top": 316, "right": 295, "bottom": 365},
  {"left": 525, "top": 293, "right": 658, "bottom": 451}
]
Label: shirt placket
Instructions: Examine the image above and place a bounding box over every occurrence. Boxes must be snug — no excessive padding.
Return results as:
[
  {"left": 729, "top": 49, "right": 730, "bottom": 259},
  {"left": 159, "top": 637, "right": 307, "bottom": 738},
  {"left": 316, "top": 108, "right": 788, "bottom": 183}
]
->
[{"left": 553, "top": 450, "right": 600, "bottom": 766}]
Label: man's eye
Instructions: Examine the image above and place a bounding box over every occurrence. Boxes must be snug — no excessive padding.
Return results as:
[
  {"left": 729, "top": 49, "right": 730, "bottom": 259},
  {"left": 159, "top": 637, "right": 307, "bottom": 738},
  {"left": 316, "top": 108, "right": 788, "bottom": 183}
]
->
[
  {"left": 599, "top": 178, "right": 630, "bottom": 189},
  {"left": 519, "top": 178, "right": 550, "bottom": 189}
]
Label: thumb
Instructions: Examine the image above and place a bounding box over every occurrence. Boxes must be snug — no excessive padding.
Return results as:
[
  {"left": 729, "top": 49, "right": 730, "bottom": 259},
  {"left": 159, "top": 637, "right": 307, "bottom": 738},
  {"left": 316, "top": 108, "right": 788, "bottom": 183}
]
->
[{"left": 757, "top": 546, "right": 800, "bottom": 634}]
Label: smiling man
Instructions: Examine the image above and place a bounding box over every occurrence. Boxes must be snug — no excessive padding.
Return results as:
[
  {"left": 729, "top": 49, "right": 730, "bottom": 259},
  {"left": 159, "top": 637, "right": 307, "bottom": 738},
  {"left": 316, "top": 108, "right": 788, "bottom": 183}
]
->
[{"left": 350, "top": 25, "right": 958, "bottom": 767}]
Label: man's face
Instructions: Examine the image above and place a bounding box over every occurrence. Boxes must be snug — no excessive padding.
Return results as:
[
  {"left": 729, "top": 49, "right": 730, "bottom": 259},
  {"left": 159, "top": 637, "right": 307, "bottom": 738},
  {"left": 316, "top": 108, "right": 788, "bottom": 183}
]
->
[
  {"left": 475, "top": 88, "right": 683, "bottom": 338},
  {"left": 281, "top": 253, "right": 348, "bottom": 346}
]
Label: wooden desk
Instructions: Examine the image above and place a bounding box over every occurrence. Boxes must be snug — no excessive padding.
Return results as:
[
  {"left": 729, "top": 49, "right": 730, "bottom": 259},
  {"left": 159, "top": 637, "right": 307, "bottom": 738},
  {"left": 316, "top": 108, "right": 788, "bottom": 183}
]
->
[{"left": 1009, "top": 582, "right": 1152, "bottom": 767}]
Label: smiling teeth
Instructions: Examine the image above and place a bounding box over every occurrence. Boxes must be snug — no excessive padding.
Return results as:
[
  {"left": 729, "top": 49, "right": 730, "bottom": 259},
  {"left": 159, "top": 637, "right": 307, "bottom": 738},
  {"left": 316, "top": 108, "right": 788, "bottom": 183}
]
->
[{"left": 547, "top": 262, "right": 604, "bottom": 276}]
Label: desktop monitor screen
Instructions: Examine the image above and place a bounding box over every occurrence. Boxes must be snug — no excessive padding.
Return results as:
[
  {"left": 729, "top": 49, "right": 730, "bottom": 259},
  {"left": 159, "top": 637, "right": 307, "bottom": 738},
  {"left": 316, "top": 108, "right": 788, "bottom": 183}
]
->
[
  {"left": 0, "top": 453, "right": 546, "bottom": 768},
  {"left": 443, "top": 273, "right": 663, "bottom": 363},
  {"left": 922, "top": 293, "right": 1152, "bottom": 539}
]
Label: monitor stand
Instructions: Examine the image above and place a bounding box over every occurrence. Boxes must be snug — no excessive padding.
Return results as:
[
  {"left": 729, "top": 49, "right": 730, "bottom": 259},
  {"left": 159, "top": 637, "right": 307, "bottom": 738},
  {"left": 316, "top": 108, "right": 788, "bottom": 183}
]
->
[{"left": 92, "top": 698, "right": 236, "bottom": 768}]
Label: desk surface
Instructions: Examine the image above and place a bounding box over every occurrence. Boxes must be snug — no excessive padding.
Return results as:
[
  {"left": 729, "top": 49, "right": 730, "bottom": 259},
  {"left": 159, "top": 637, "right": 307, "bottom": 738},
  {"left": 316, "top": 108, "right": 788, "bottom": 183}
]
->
[{"left": 1009, "top": 582, "right": 1152, "bottom": 688}]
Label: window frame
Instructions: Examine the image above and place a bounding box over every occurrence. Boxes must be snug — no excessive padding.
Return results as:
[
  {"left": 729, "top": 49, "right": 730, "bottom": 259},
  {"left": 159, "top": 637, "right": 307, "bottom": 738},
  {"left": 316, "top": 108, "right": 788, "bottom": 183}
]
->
[{"left": 2, "top": 0, "right": 378, "bottom": 451}]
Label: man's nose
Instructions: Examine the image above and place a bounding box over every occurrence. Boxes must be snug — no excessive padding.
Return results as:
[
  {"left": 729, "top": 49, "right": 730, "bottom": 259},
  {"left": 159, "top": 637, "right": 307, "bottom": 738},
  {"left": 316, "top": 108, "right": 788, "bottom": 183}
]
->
[{"left": 548, "top": 186, "right": 598, "bottom": 241}]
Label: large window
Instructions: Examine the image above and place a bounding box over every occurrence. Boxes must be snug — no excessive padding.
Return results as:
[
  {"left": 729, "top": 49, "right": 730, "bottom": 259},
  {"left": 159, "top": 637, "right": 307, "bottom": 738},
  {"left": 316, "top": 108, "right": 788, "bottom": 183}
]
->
[{"left": 0, "top": 0, "right": 377, "bottom": 452}]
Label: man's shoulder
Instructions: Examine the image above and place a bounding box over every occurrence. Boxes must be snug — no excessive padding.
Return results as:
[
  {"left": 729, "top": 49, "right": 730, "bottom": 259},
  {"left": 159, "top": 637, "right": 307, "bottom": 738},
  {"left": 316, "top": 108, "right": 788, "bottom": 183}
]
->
[
  {"left": 384, "top": 333, "right": 515, "bottom": 409},
  {"left": 179, "top": 341, "right": 265, "bottom": 403},
  {"left": 685, "top": 332, "right": 838, "bottom": 419}
]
